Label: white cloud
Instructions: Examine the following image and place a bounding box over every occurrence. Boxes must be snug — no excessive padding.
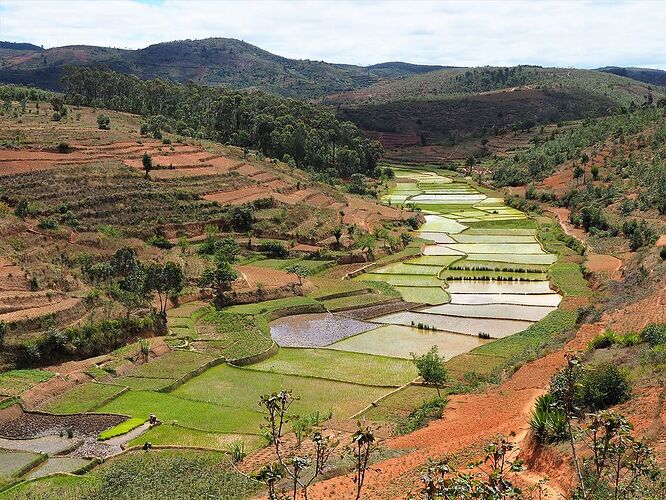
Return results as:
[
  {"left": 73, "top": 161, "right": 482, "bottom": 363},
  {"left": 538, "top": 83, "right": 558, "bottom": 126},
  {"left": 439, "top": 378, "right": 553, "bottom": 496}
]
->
[{"left": 0, "top": 0, "right": 664, "bottom": 69}]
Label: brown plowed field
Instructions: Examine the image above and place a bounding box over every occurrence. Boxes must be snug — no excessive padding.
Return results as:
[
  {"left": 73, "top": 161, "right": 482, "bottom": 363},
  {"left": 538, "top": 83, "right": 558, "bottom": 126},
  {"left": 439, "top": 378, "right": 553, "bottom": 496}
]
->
[{"left": 236, "top": 265, "right": 299, "bottom": 289}]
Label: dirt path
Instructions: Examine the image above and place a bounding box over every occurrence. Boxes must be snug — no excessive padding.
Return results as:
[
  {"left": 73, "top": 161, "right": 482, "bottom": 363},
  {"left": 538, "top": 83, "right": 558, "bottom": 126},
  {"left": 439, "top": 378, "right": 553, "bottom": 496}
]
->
[
  {"left": 548, "top": 207, "right": 588, "bottom": 243},
  {"left": 306, "top": 323, "right": 604, "bottom": 499}
]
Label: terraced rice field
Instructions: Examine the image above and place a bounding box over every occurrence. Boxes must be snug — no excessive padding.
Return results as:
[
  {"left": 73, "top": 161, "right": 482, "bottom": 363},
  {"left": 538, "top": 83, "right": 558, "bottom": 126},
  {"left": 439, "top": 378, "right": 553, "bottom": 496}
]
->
[{"left": 349, "top": 166, "right": 561, "bottom": 357}]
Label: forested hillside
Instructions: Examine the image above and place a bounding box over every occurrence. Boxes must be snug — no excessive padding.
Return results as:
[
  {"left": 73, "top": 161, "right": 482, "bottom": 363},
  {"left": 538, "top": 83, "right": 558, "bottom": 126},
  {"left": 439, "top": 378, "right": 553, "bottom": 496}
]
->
[
  {"left": 60, "top": 67, "right": 383, "bottom": 177},
  {"left": 0, "top": 38, "right": 446, "bottom": 98},
  {"left": 598, "top": 66, "right": 666, "bottom": 87},
  {"left": 327, "top": 66, "right": 663, "bottom": 142}
]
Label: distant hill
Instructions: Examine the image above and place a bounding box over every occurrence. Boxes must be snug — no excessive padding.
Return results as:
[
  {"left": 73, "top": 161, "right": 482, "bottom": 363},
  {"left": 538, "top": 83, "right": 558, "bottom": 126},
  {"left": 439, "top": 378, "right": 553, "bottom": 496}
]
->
[
  {"left": 597, "top": 66, "right": 666, "bottom": 87},
  {"left": 0, "top": 38, "right": 446, "bottom": 98},
  {"left": 0, "top": 41, "right": 43, "bottom": 51},
  {"left": 324, "top": 66, "right": 663, "bottom": 142}
]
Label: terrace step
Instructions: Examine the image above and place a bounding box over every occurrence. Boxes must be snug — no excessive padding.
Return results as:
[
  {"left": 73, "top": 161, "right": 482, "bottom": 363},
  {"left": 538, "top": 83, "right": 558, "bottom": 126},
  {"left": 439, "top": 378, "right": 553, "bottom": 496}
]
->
[{"left": 336, "top": 299, "right": 424, "bottom": 321}]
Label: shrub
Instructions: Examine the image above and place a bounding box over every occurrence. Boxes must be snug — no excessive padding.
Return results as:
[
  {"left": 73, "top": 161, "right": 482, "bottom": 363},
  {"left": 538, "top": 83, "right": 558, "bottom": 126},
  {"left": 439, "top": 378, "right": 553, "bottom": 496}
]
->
[
  {"left": 580, "top": 363, "right": 631, "bottom": 411},
  {"left": 395, "top": 397, "right": 446, "bottom": 435},
  {"left": 589, "top": 330, "right": 617, "bottom": 350},
  {"left": 259, "top": 240, "right": 288, "bottom": 258},
  {"left": 38, "top": 216, "right": 58, "bottom": 230},
  {"left": 57, "top": 142, "right": 71, "bottom": 153},
  {"left": 661, "top": 246, "right": 666, "bottom": 260},
  {"left": 147, "top": 235, "right": 174, "bottom": 249},
  {"left": 640, "top": 323, "right": 666, "bottom": 346},
  {"left": 529, "top": 393, "right": 567, "bottom": 444},
  {"left": 96, "top": 114, "right": 111, "bottom": 130}
]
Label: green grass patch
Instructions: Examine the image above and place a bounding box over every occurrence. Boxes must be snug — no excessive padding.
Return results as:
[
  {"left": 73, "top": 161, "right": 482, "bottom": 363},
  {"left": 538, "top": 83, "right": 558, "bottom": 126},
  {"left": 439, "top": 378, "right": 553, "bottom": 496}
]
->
[
  {"left": 127, "top": 351, "right": 215, "bottom": 380},
  {"left": 41, "top": 383, "right": 126, "bottom": 414},
  {"left": 223, "top": 296, "right": 320, "bottom": 315},
  {"left": 322, "top": 293, "right": 394, "bottom": 311},
  {"left": 0, "top": 369, "right": 54, "bottom": 397},
  {"left": 2, "top": 450, "right": 260, "bottom": 499},
  {"left": 173, "top": 364, "right": 391, "bottom": 419},
  {"left": 98, "top": 417, "right": 146, "bottom": 440},
  {"left": 362, "top": 385, "right": 442, "bottom": 421},
  {"left": 199, "top": 311, "right": 273, "bottom": 360},
  {"left": 393, "top": 286, "right": 450, "bottom": 305},
  {"left": 250, "top": 258, "right": 333, "bottom": 274},
  {"left": 98, "top": 390, "right": 263, "bottom": 434},
  {"left": 127, "top": 424, "right": 263, "bottom": 451},
  {"left": 307, "top": 277, "right": 373, "bottom": 299},
  {"left": 111, "top": 377, "right": 175, "bottom": 391},
  {"left": 249, "top": 348, "right": 417, "bottom": 387},
  {"left": 549, "top": 262, "right": 591, "bottom": 297}
]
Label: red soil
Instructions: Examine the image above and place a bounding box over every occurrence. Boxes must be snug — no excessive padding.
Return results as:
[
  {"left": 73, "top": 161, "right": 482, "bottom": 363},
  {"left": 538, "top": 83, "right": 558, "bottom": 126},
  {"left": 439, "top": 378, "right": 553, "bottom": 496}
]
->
[
  {"left": 236, "top": 265, "right": 299, "bottom": 289},
  {"left": 604, "top": 287, "right": 666, "bottom": 334},
  {"left": 585, "top": 254, "right": 622, "bottom": 279}
]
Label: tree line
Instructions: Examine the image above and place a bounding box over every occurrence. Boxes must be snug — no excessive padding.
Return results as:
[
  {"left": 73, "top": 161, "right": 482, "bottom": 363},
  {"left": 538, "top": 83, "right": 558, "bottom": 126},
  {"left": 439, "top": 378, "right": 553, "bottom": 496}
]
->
[{"left": 60, "top": 66, "right": 383, "bottom": 178}]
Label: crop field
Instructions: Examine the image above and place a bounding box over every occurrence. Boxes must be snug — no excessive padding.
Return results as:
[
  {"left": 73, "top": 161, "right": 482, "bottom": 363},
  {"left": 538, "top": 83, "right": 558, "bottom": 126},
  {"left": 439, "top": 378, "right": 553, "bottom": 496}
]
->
[
  {"left": 127, "top": 425, "right": 263, "bottom": 451},
  {"left": 329, "top": 324, "right": 487, "bottom": 359},
  {"left": 248, "top": 348, "right": 418, "bottom": 386},
  {"left": 373, "top": 311, "right": 535, "bottom": 338},
  {"left": 449, "top": 293, "right": 562, "bottom": 306},
  {"left": 421, "top": 303, "right": 557, "bottom": 321},
  {"left": 268, "top": 312, "right": 376, "bottom": 347},
  {"left": 321, "top": 293, "right": 395, "bottom": 311},
  {"left": 392, "top": 285, "right": 450, "bottom": 304},
  {"left": 361, "top": 385, "right": 441, "bottom": 421},
  {"left": 40, "top": 383, "right": 127, "bottom": 414},
  {"left": 99, "top": 390, "right": 264, "bottom": 434},
  {"left": 173, "top": 364, "right": 391, "bottom": 418},
  {"left": 0, "top": 370, "right": 54, "bottom": 397}
]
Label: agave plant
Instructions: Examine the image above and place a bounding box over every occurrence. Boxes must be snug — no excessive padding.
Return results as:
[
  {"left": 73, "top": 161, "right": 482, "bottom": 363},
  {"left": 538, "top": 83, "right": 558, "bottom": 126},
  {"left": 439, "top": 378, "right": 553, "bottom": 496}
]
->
[{"left": 529, "top": 393, "right": 567, "bottom": 444}]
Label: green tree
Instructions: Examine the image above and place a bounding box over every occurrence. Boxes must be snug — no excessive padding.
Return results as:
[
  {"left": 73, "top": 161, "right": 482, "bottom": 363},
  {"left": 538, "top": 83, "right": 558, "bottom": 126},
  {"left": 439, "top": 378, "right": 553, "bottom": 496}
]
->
[
  {"left": 285, "top": 264, "right": 310, "bottom": 286},
  {"left": 332, "top": 227, "right": 343, "bottom": 247},
  {"left": 142, "top": 152, "right": 153, "bottom": 179},
  {"left": 411, "top": 346, "right": 448, "bottom": 397},
  {"left": 144, "top": 261, "right": 184, "bottom": 331},
  {"left": 96, "top": 113, "right": 111, "bottom": 130},
  {"left": 199, "top": 258, "right": 238, "bottom": 301}
]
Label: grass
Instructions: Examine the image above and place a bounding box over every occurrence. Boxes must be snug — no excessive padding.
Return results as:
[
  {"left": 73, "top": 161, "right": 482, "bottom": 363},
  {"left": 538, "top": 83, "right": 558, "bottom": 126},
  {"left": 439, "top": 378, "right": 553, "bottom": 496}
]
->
[
  {"left": 444, "top": 310, "right": 578, "bottom": 378},
  {"left": 0, "top": 370, "right": 54, "bottom": 397},
  {"left": 359, "top": 273, "right": 446, "bottom": 287},
  {"left": 307, "top": 277, "right": 373, "bottom": 299},
  {"left": 198, "top": 311, "right": 273, "bottom": 360},
  {"left": 98, "top": 417, "right": 146, "bottom": 440},
  {"left": 111, "top": 376, "right": 176, "bottom": 391},
  {"left": 361, "top": 385, "right": 442, "bottom": 421},
  {"left": 322, "top": 293, "right": 394, "bottom": 311},
  {"left": 98, "top": 390, "right": 264, "bottom": 434},
  {"left": 223, "top": 296, "right": 321, "bottom": 315},
  {"left": 126, "top": 351, "right": 215, "bottom": 379},
  {"left": 248, "top": 348, "right": 418, "bottom": 387},
  {"left": 173, "top": 363, "right": 391, "bottom": 419},
  {"left": 127, "top": 425, "right": 263, "bottom": 451},
  {"left": 2, "top": 450, "right": 260, "bottom": 499},
  {"left": 393, "top": 285, "right": 450, "bottom": 305},
  {"left": 373, "top": 262, "right": 442, "bottom": 275},
  {"left": 0, "top": 450, "right": 42, "bottom": 478},
  {"left": 41, "top": 383, "right": 126, "bottom": 414},
  {"left": 250, "top": 258, "right": 333, "bottom": 274},
  {"left": 549, "top": 262, "right": 591, "bottom": 297}
]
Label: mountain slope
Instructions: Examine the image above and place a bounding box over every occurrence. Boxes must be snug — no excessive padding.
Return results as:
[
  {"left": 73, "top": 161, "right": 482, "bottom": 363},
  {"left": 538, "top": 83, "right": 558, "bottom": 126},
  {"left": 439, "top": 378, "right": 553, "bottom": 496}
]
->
[
  {"left": 0, "top": 38, "right": 447, "bottom": 98},
  {"left": 597, "top": 66, "right": 666, "bottom": 87},
  {"left": 325, "top": 66, "right": 663, "bottom": 142}
]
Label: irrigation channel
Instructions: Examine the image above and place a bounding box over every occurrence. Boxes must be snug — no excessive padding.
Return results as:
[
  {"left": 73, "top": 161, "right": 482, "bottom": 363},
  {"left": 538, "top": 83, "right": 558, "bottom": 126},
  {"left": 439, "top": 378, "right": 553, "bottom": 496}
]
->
[{"left": 270, "top": 166, "right": 561, "bottom": 360}]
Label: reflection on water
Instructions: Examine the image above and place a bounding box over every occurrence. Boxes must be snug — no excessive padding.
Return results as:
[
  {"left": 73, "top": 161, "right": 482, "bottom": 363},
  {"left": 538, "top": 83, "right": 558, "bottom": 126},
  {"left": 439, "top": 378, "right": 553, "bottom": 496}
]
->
[{"left": 270, "top": 313, "right": 376, "bottom": 348}]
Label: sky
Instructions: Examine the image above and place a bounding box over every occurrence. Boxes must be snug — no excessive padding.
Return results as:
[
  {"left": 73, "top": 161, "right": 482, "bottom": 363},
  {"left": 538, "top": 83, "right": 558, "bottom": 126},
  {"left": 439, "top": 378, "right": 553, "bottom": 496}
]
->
[{"left": 0, "top": 0, "right": 665, "bottom": 69}]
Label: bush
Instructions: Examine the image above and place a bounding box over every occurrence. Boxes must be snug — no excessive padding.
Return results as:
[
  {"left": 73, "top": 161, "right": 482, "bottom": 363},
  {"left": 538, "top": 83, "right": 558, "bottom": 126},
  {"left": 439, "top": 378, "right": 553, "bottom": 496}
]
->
[
  {"left": 395, "top": 397, "right": 447, "bottom": 435},
  {"left": 38, "top": 216, "right": 58, "bottom": 230},
  {"left": 57, "top": 142, "right": 71, "bottom": 153},
  {"left": 640, "top": 323, "right": 666, "bottom": 346},
  {"left": 580, "top": 363, "right": 631, "bottom": 411},
  {"left": 661, "top": 247, "right": 666, "bottom": 260},
  {"left": 589, "top": 330, "right": 617, "bottom": 350},
  {"left": 96, "top": 114, "right": 111, "bottom": 130},
  {"left": 529, "top": 393, "right": 567, "bottom": 444},
  {"left": 259, "top": 240, "right": 288, "bottom": 259},
  {"left": 147, "top": 235, "right": 174, "bottom": 249}
]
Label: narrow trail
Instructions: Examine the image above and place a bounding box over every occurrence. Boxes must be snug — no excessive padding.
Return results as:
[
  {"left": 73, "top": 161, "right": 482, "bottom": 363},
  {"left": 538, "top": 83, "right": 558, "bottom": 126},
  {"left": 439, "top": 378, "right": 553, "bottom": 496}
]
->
[{"left": 307, "top": 323, "right": 604, "bottom": 499}]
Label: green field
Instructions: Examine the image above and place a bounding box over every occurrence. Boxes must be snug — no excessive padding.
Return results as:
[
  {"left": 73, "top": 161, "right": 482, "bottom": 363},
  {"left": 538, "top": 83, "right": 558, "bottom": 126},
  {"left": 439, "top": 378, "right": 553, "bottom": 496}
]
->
[
  {"left": 1, "top": 450, "right": 260, "bottom": 499},
  {"left": 127, "top": 425, "right": 263, "bottom": 451},
  {"left": 393, "top": 285, "right": 450, "bottom": 304},
  {"left": 125, "top": 351, "right": 215, "bottom": 379},
  {"left": 0, "top": 370, "right": 54, "bottom": 397},
  {"left": 99, "top": 390, "right": 264, "bottom": 434},
  {"left": 321, "top": 293, "right": 395, "bottom": 311},
  {"left": 173, "top": 363, "right": 390, "bottom": 418},
  {"left": 549, "top": 262, "right": 592, "bottom": 296},
  {"left": 41, "top": 383, "right": 127, "bottom": 414},
  {"left": 223, "top": 296, "right": 321, "bottom": 315},
  {"left": 248, "top": 348, "right": 417, "bottom": 387}
]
